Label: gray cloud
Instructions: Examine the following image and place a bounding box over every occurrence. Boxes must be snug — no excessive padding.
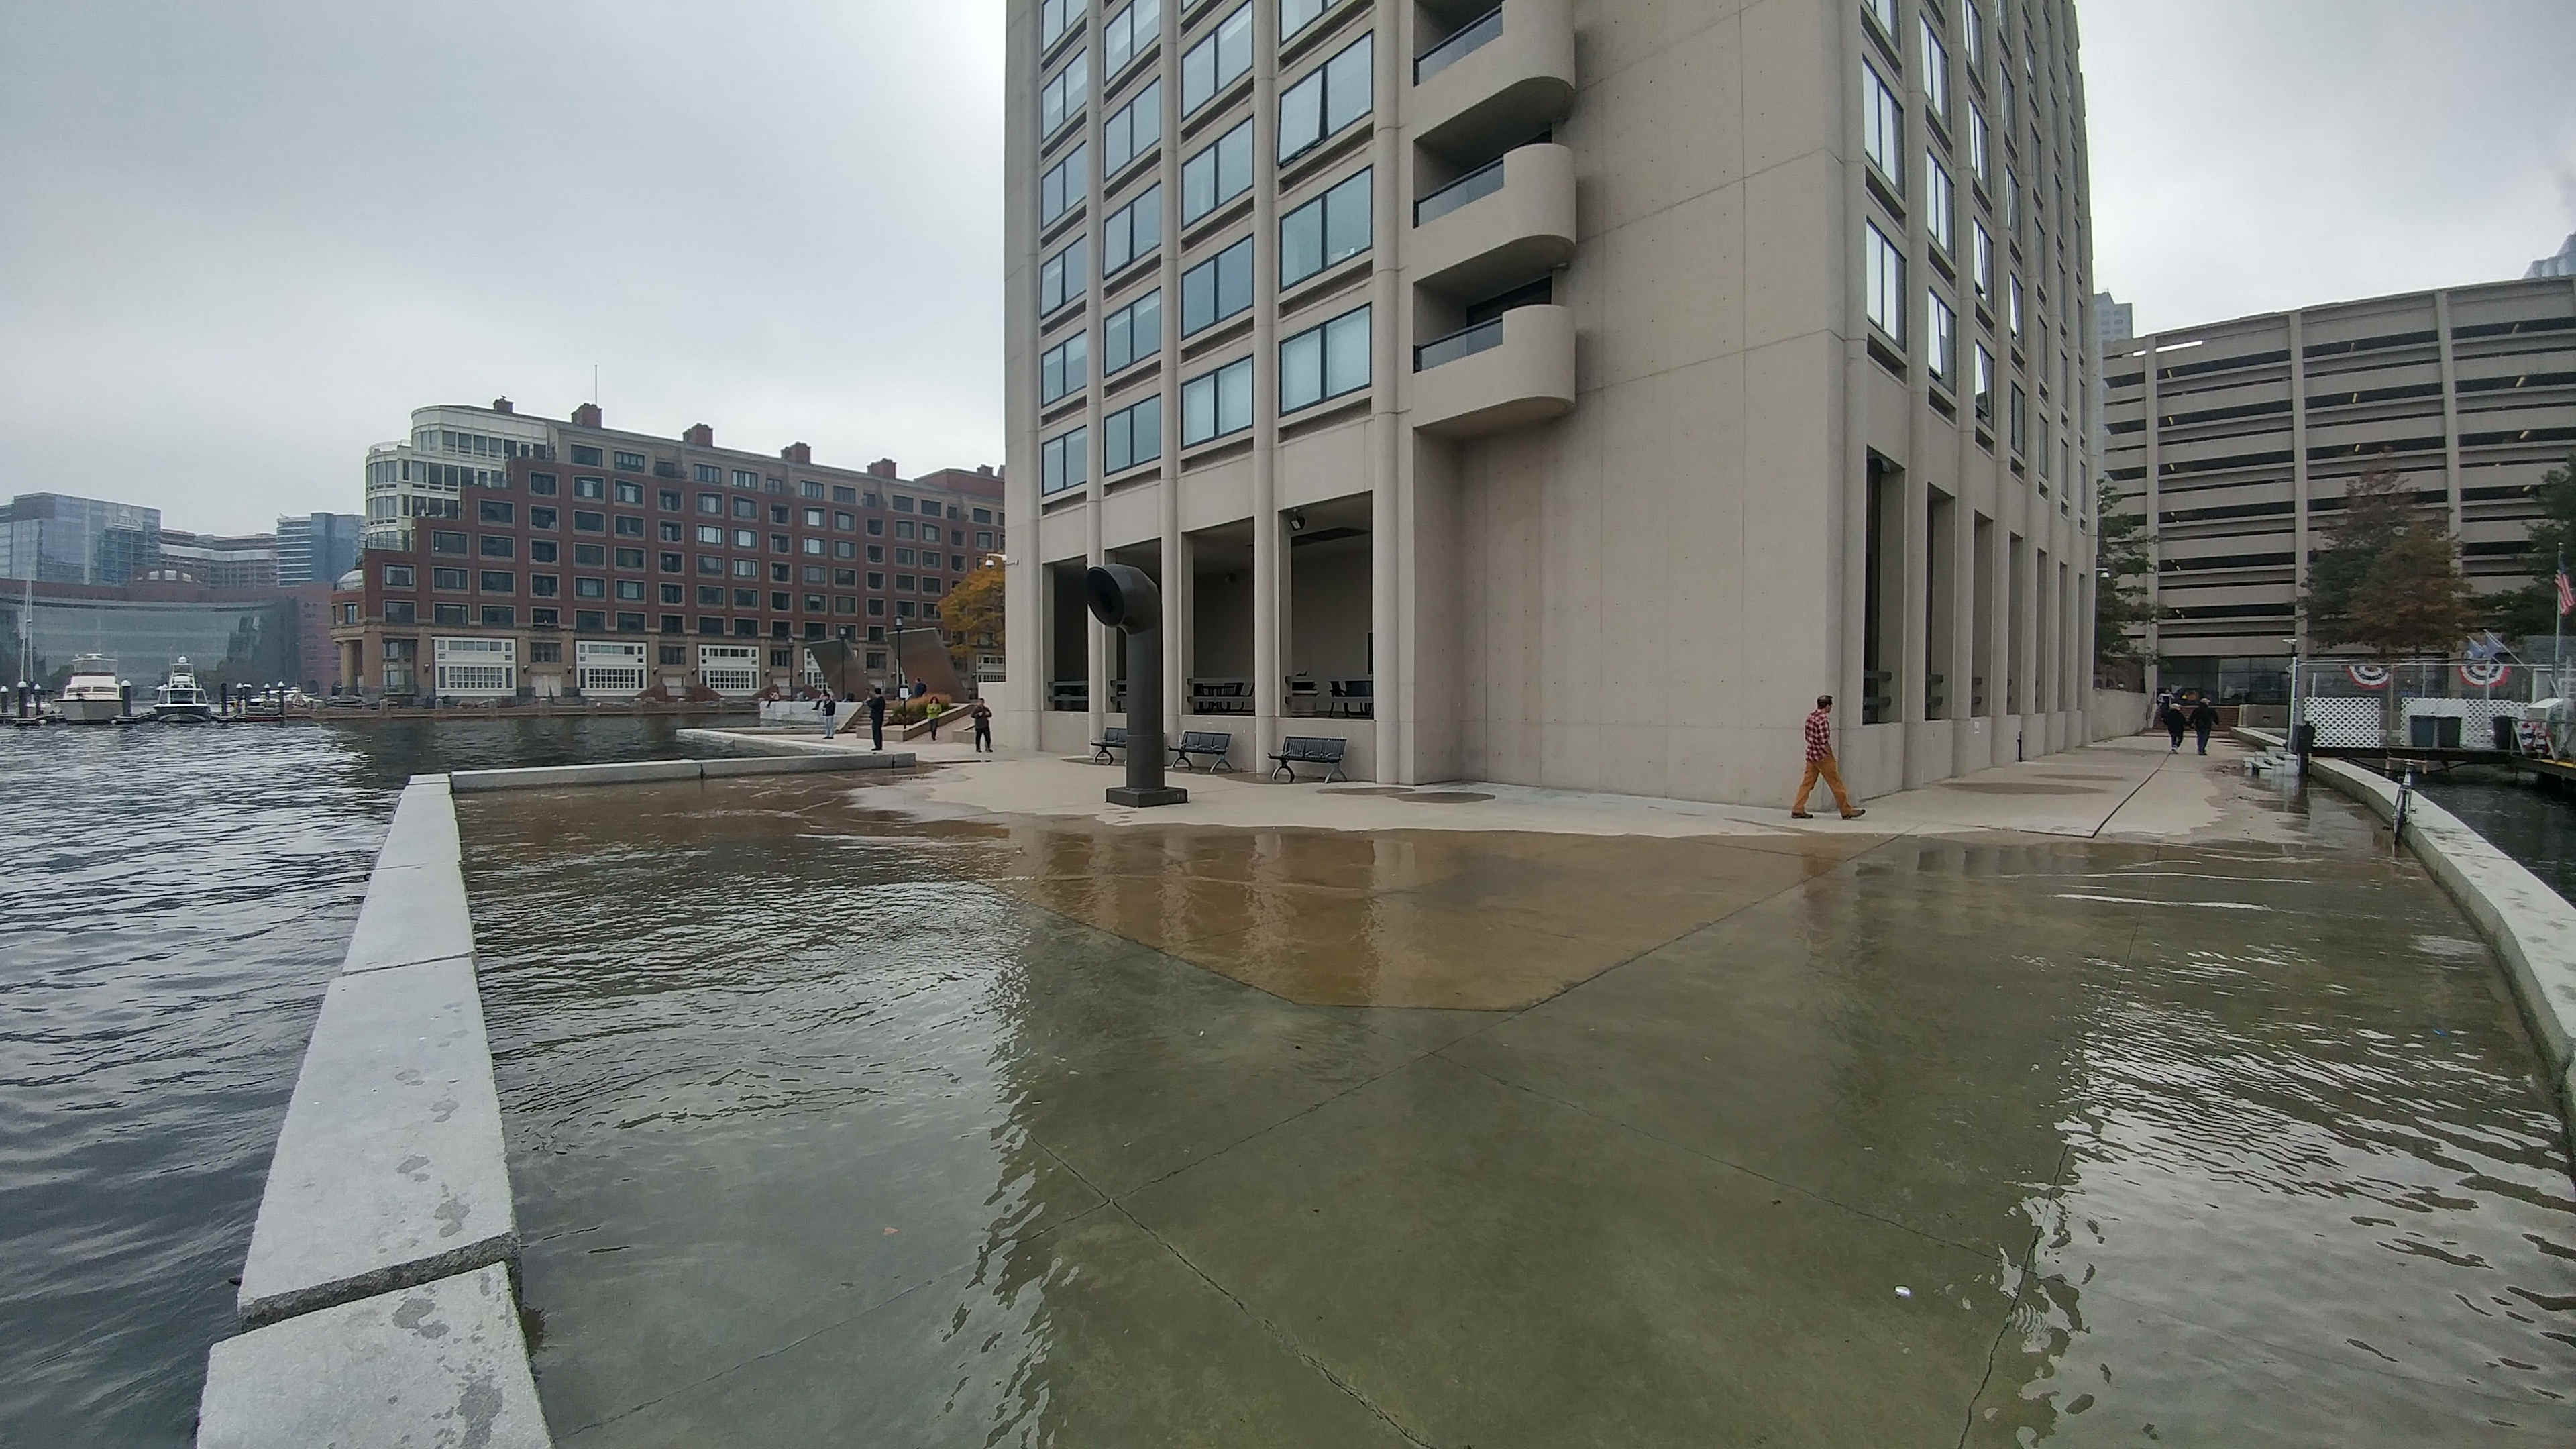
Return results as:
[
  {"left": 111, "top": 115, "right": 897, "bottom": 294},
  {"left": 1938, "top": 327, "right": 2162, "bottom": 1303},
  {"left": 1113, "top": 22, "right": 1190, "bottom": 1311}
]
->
[
  {"left": 2079, "top": 0, "right": 2576, "bottom": 335},
  {"left": 0, "top": 1, "right": 1004, "bottom": 534}
]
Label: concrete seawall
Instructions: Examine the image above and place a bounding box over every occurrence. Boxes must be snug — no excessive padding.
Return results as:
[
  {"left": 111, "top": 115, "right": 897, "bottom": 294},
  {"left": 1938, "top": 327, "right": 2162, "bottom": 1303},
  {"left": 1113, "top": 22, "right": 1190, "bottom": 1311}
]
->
[
  {"left": 200, "top": 775, "right": 549, "bottom": 1444},
  {"left": 2255, "top": 734, "right": 2576, "bottom": 1170},
  {"left": 451, "top": 742, "right": 916, "bottom": 792}
]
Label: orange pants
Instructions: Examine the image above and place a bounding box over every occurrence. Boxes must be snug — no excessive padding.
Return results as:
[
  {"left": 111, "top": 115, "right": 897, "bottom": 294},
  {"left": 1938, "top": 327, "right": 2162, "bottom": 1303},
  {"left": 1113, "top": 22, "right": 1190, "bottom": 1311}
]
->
[{"left": 1793, "top": 755, "right": 1854, "bottom": 816}]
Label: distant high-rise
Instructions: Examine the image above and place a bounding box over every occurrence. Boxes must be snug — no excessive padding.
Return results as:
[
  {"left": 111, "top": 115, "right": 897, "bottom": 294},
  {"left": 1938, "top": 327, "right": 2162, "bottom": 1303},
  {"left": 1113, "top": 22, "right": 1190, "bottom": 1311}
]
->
[
  {"left": 2092, "top": 292, "right": 2133, "bottom": 348},
  {"left": 157, "top": 529, "right": 278, "bottom": 589},
  {"left": 0, "top": 494, "right": 162, "bottom": 585},
  {"left": 276, "top": 512, "right": 364, "bottom": 587},
  {"left": 2528, "top": 234, "right": 2576, "bottom": 281}
]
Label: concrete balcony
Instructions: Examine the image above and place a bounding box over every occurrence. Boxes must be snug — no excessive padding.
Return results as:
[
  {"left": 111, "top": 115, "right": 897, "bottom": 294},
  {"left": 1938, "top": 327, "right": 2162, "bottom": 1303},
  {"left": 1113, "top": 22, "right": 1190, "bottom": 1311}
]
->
[
  {"left": 1411, "top": 143, "right": 1576, "bottom": 300},
  {"left": 1411, "top": 0, "right": 1576, "bottom": 160},
  {"left": 1411, "top": 305, "right": 1576, "bottom": 438}
]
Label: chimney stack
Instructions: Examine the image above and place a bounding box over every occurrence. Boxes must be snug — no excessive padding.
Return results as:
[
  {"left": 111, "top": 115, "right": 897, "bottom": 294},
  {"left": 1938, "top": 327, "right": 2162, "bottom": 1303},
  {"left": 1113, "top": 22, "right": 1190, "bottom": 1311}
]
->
[
  {"left": 780, "top": 442, "right": 812, "bottom": 464},
  {"left": 572, "top": 402, "right": 602, "bottom": 429},
  {"left": 682, "top": 423, "right": 713, "bottom": 447},
  {"left": 492, "top": 397, "right": 515, "bottom": 414},
  {"left": 868, "top": 458, "right": 899, "bottom": 478},
  {"left": 976, "top": 464, "right": 994, "bottom": 477}
]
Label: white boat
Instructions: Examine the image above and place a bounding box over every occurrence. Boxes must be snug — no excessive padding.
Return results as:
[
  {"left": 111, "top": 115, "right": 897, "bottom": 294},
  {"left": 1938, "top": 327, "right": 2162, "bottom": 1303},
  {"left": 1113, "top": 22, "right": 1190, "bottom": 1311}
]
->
[
  {"left": 58, "top": 655, "right": 125, "bottom": 724},
  {"left": 151, "top": 659, "right": 215, "bottom": 722}
]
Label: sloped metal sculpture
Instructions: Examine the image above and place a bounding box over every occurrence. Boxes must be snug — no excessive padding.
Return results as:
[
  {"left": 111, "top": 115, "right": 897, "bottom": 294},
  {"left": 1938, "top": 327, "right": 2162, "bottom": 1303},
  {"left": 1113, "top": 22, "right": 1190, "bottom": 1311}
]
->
[{"left": 1085, "top": 564, "right": 1187, "bottom": 807}]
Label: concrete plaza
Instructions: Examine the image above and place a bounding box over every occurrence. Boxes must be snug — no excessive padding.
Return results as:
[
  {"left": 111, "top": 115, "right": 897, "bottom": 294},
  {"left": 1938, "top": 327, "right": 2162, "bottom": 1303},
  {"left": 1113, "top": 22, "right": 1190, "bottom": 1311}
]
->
[{"left": 460, "top": 738, "right": 2576, "bottom": 1445}]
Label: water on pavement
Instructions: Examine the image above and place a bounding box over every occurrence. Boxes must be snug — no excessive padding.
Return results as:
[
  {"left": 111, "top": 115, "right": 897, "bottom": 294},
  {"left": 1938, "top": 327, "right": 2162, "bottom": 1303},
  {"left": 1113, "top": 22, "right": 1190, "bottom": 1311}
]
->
[{"left": 461, "top": 775, "right": 2576, "bottom": 1446}]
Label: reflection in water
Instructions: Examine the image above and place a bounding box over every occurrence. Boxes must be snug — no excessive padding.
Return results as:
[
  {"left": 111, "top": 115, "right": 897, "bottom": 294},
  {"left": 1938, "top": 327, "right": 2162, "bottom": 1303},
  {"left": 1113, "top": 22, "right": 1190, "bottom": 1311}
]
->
[
  {"left": 2418, "top": 772, "right": 2576, "bottom": 908},
  {"left": 0, "top": 716, "right": 742, "bottom": 1447},
  {"left": 460, "top": 780, "right": 2576, "bottom": 1446}
]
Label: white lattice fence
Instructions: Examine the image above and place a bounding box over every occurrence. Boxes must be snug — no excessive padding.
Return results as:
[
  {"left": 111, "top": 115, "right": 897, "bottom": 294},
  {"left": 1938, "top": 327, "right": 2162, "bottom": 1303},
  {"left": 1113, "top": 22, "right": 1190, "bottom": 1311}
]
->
[{"left": 2304, "top": 696, "right": 2384, "bottom": 748}]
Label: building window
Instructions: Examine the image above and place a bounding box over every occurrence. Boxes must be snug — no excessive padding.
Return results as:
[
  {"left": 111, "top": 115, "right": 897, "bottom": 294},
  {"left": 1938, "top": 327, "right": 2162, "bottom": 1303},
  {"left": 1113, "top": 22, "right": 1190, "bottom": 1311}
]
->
[
  {"left": 1104, "top": 0, "right": 1159, "bottom": 72},
  {"left": 614, "top": 480, "right": 643, "bottom": 505},
  {"left": 1181, "top": 236, "right": 1255, "bottom": 335},
  {"left": 574, "top": 511, "right": 605, "bottom": 533},
  {"left": 1105, "top": 289, "right": 1161, "bottom": 372},
  {"left": 1862, "top": 66, "right": 1902, "bottom": 189},
  {"left": 529, "top": 507, "right": 557, "bottom": 531},
  {"left": 531, "top": 574, "right": 560, "bottom": 597},
  {"left": 1926, "top": 291, "right": 1957, "bottom": 387},
  {"left": 732, "top": 497, "right": 757, "bottom": 520},
  {"left": 616, "top": 580, "right": 645, "bottom": 601},
  {"left": 698, "top": 555, "right": 724, "bottom": 575},
  {"left": 2003, "top": 166, "right": 2019, "bottom": 233},
  {"left": 614, "top": 515, "right": 643, "bottom": 537},
  {"left": 2009, "top": 274, "right": 2025, "bottom": 340},
  {"left": 478, "top": 499, "right": 513, "bottom": 525},
  {"left": 478, "top": 570, "right": 515, "bottom": 594},
  {"left": 570, "top": 445, "right": 603, "bottom": 466},
  {"left": 1040, "top": 235, "right": 1088, "bottom": 315},
  {"left": 1969, "top": 105, "right": 1990, "bottom": 187},
  {"left": 574, "top": 476, "right": 605, "bottom": 500},
  {"left": 529, "top": 473, "right": 558, "bottom": 496},
  {"left": 385, "top": 601, "right": 417, "bottom": 624},
  {"left": 1920, "top": 17, "right": 1949, "bottom": 123},
  {"left": 384, "top": 564, "right": 414, "bottom": 587},
  {"left": 431, "top": 531, "right": 467, "bottom": 554},
  {"left": 1040, "top": 48, "right": 1089, "bottom": 139},
  {"left": 803, "top": 537, "right": 826, "bottom": 556},
  {"left": 531, "top": 541, "right": 561, "bottom": 565},
  {"left": 692, "top": 466, "right": 718, "bottom": 486},
  {"left": 1277, "top": 34, "right": 1372, "bottom": 163},
  {"left": 1104, "top": 78, "right": 1161, "bottom": 172},
  {"left": 1040, "top": 0, "right": 1086, "bottom": 49},
  {"left": 1863, "top": 0, "right": 1896, "bottom": 38},
  {"left": 1279, "top": 303, "right": 1370, "bottom": 414},
  {"left": 433, "top": 566, "right": 468, "bottom": 590},
  {"left": 1925, "top": 153, "right": 1953, "bottom": 254},
  {"left": 1965, "top": 0, "right": 1985, "bottom": 72},
  {"left": 1972, "top": 221, "right": 1994, "bottom": 302},
  {"left": 1182, "top": 356, "right": 1255, "bottom": 444},
  {"left": 1181, "top": 3, "right": 1253, "bottom": 115},
  {"left": 1041, "top": 331, "right": 1091, "bottom": 404},
  {"left": 1041, "top": 143, "right": 1089, "bottom": 226},
  {"left": 480, "top": 606, "right": 515, "bottom": 628},
  {"left": 1181, "top": 119, "right": 1254, "bottom": 224},
  {"left": 1864, "top": 223, "right": 1904, "bottom": 343},
  {"left": 575, "top": 577, "right": 606, "bottom": 599},
  {"left": 1281, "top": 167, "right": 1370, "bottom": 287},
  {"left": 1104, "top": 394, "right": 1163, "bottom": 473},
  {"left": 698, "top": 585, "right": 724, "bottom": 606},
  {"left": 2010, "top": 383, "right": 2028, "bottom": 455},
  {"left": 1042, "top": 427, "right": 1090, "bottom": 495},
  {"left": 1104, "top": 184, "right": 1161, "bottom": 273}
]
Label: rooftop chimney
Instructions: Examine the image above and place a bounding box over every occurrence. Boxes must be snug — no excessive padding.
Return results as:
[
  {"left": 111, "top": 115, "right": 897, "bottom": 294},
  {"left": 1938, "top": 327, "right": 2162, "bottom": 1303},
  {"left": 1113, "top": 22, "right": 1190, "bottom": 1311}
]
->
[
  {"left": 572, "top": 402, "right": 602, "bottom": 429},
  {"left": 976, "top": 464, "right": 994, "bottom": 476},
  {"left": 682, "top": 423, "right": 713, "bottom": 447},
  {"left": 492, "top": 397, "right": 515, "bottom": 414},
  {"left": 868, "top": 458, "right": 899, "bottom": 478},
  {"left": 780, "top": 442, "right": 812, "bottom": 464}
]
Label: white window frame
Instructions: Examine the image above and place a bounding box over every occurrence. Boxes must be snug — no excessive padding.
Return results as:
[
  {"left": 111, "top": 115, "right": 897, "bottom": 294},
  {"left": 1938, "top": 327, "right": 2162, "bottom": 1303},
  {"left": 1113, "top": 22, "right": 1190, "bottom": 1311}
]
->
[
  {"left": 1864, "top": 223, "right": 1905, "bottom": 345},
  {"left": 1924, "top": 152, "right": 1953, "bottom": 255},
  {"left": 697, "top": 643, "right": 761, "bottom": 697},
  {"left": 1862, "top": 66, "right": 1904, "bottom": 190},
  {"left": 1919, "top": 17, "right": 1949, "bottom": 123},
  {"left": 1926, "top": 290, "right": 1957, "bottom": 387}
]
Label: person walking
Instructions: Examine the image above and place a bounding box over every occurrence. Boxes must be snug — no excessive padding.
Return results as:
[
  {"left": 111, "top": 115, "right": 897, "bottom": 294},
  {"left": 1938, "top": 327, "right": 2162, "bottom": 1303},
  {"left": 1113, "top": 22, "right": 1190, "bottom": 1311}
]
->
[
  {"left": 867, "top": 686, "right": 887, "bottom": 751},
  {"left": 2163, "top": 694, "right": 2189, "bottom": 753},
  {"left": 971, "top": 699, "right": 994, "bottom": 753},
  {"left": 1790, "top": 694, "right": 1866, "bottom": 821},
  {"left": 2190, "top": 695, "right": 2218, "bottom": 755},
  {"left": 820, "top": 693, "right": 838, "bottom": 740}
]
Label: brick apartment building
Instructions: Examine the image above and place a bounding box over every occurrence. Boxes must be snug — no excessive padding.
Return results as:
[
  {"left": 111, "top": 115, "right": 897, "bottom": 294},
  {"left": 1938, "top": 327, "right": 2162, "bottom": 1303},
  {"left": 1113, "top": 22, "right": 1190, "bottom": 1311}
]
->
[{"left": 333, "top": 400, "right": 1003, "bottom": 700}]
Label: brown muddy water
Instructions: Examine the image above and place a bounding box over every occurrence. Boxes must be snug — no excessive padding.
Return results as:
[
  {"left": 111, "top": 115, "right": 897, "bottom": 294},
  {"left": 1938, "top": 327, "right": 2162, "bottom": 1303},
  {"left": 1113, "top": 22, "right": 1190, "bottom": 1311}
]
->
[{"left": 460, "top": 773, "right": 2576, "bottom": 1446}]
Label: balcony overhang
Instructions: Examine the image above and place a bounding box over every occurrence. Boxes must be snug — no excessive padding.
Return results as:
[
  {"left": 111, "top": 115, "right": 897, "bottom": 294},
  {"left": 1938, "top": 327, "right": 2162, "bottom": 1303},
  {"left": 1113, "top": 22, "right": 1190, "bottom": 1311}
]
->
[
  {"left": 1411, "top": 0, "right": 1577, "bottom": 160},
  {"left": 1411, "top": 305, "right": 1576, "bottom": 439},
  {"left": 1411, "top": 142, "right": 1576, "bottom": 299}
]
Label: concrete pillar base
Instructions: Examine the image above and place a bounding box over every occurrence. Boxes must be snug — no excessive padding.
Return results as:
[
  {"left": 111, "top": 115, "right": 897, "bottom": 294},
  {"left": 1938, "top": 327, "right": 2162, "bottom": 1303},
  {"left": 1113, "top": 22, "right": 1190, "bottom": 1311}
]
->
[{"left": 1107, "top": 786, "right": 1189, "bottom": 807}]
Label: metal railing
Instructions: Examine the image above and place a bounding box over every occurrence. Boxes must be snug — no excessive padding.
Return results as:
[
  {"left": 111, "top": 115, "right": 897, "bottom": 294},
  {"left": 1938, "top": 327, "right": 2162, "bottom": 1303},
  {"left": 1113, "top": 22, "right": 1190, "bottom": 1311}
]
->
[
  {"left": 1413, "top": 4, "right": 1503, "bottom": 83},
  {"left": 1413, "top": 316, "right": 1506, "bottom": 372},
  {"left": 1413, "top": 156, "right": 1506, "bottom": 226}
]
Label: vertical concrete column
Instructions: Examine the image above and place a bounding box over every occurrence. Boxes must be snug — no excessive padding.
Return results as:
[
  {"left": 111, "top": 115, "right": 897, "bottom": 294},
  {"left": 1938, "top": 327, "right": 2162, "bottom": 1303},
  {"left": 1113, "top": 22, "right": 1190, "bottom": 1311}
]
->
[
  {"left": 2141, "top": 337, "right": 2161, "bottom": 688},
  {"left": 1006, "top": 11, "right": 1047, "bottom": 741},
  {"left": 1249, "top": 0, "right": 1285, "bottom": 763},
  {"left": 2434, "top": 289, "right": 2464, "bottom": 537},
  {"left": 1084, "top": 0, "right": 1112, "bottom": 740},
  {"left": 1897, "top": 14, "right": 1934, "bottom": 759},
  {"left": 1159, "top": 0, "right": 1187, "bottom": 738},
  {"left": 2288, "top": 310, "right": 2310, "bottom": 610},
  {"left": 1368, "top": 0, "right": 1401, "bottom": 781},
  {"left": 1835, "top": 0, "right": 1871, "bottom": 765}
]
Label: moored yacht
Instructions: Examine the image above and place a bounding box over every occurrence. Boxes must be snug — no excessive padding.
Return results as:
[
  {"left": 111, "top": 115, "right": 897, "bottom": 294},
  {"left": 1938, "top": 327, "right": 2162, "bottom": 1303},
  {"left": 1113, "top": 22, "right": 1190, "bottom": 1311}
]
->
[
  {"left": 151, "top": 659, "right": 215, "bottom": 722},
  {"left": 58, "top": 655, "right": 125, "bottom": 724}
]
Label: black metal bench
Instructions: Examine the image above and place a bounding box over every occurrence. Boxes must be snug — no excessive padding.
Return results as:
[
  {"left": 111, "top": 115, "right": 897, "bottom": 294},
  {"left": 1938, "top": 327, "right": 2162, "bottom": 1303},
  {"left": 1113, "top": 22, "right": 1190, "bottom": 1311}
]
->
[
  {"left": 1269, "top": 735, "right": 1348, "bottom": 782},
  {"left": 1171, "top": 730, "right": 1235, "bottom": 771},
  {"left": 1091, "top": 726, "right": 1128, "bottom": 763}
]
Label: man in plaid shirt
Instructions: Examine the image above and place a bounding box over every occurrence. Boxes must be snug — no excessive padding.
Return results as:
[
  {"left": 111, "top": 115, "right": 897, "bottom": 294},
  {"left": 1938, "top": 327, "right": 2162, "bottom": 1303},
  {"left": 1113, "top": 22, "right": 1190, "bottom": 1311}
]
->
[{"left": 1790, "top": 694, "right": 1864, "bottom": 820}]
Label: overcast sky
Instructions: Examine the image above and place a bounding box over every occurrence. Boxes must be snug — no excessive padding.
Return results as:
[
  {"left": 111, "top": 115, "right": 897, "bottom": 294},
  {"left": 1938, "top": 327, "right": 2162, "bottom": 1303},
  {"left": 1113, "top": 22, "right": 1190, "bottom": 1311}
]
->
[{"left": 1, "top": 3, "right": 2569, "bottom": 536}]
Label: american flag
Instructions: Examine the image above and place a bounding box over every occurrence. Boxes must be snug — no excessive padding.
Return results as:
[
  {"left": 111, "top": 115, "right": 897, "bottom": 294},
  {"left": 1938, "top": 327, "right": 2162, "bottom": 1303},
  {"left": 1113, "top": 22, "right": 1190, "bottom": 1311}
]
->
[{"left": 2559, "top": 567, "right": 2574, "bottom": 618}]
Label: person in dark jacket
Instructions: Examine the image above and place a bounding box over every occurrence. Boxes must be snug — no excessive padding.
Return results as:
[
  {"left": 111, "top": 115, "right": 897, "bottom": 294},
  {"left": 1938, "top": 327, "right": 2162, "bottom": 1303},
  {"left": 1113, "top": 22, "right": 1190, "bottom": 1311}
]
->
[
  {"left": 2190, "top": 696, "right": 2219, "bottom": 755},
  {"left": 820, "top": 693, "right": 838, "bottom": 739},
  {"left": 2163, "top": 696, "right": 2189, "bottom": 753},
  {"left": 867, "top": 687, "right": 887, "bottom": 751},
  {"left": 971, "top": 700, "right": 994, "bottom": 753}
]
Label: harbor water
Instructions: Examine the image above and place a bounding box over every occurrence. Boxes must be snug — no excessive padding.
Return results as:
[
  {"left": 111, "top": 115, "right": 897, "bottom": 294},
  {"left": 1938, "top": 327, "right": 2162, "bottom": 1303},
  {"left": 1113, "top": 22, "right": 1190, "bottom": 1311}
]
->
[{"left": 0, "top": 716, "right": 735, "bottom": 1446}]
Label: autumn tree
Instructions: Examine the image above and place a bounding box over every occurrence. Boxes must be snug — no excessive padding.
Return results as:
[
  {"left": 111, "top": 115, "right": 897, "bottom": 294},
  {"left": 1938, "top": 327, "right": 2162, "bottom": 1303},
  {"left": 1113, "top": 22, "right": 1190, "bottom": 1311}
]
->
[
  {"left": 944, "top": 561, "right": 1005, "bottom": 676},
  {"left": 2306, "top": 466, "right": 2482, "bottom": 740},
  {"left": 2094, "top": 476, "right": 2155, "bottom": 667}
]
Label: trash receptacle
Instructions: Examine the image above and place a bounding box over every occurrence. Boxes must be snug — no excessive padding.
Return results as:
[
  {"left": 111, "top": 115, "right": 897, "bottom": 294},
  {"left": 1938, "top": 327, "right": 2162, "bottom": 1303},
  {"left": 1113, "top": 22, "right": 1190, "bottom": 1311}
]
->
[{"left": 2495, "top": 714, "right": 2518, "bottom": 753}]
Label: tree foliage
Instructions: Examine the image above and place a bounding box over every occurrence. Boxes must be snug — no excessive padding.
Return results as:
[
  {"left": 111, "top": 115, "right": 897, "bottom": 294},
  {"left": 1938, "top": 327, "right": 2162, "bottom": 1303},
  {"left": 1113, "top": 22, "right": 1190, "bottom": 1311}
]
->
[
  {"left": 2093, "top": 477, "right": 2154, "bottom": 665},
  {"left": 2482, "top": 457, "right": 2576, "bottom": 641},
  {"left": 944, "top": 562, "right": 1005, "bottom": 674},
  {"left": 2304, "top": 466, "right": 2480, "bottom": 661}
]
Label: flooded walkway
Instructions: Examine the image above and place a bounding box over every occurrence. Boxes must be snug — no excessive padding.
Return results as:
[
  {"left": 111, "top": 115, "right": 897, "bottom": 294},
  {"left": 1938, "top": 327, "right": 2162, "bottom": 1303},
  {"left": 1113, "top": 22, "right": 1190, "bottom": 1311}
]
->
[{"left": 461, "top": 763, "right": 2576, "bottom": 1445}]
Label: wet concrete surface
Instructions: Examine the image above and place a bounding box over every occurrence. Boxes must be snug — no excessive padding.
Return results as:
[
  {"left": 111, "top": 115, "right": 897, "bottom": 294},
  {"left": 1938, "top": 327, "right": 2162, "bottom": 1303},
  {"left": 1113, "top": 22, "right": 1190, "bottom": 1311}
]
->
[{"left": 459, "top": 774, "right": 2576, "bottom": 1446}]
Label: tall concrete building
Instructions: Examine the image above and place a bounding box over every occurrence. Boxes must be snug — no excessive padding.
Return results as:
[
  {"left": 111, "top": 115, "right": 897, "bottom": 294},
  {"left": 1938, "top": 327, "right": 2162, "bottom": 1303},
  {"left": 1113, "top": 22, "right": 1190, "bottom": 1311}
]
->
[
  {"left": 276, "top": 512, "right": 364, "bottom": 588},
  {"left": 2530, "top": 234, "right": 2576, "bottom": 282},
  {"left": 2093, "top": 290, "right": 2132, "bottom": 349},
  {"left": 2100, "top": 274, "right": 2576, "bottom": 703},
  {"left": 1003, "top": 0, "right": 2100, "bottom": 802}
]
